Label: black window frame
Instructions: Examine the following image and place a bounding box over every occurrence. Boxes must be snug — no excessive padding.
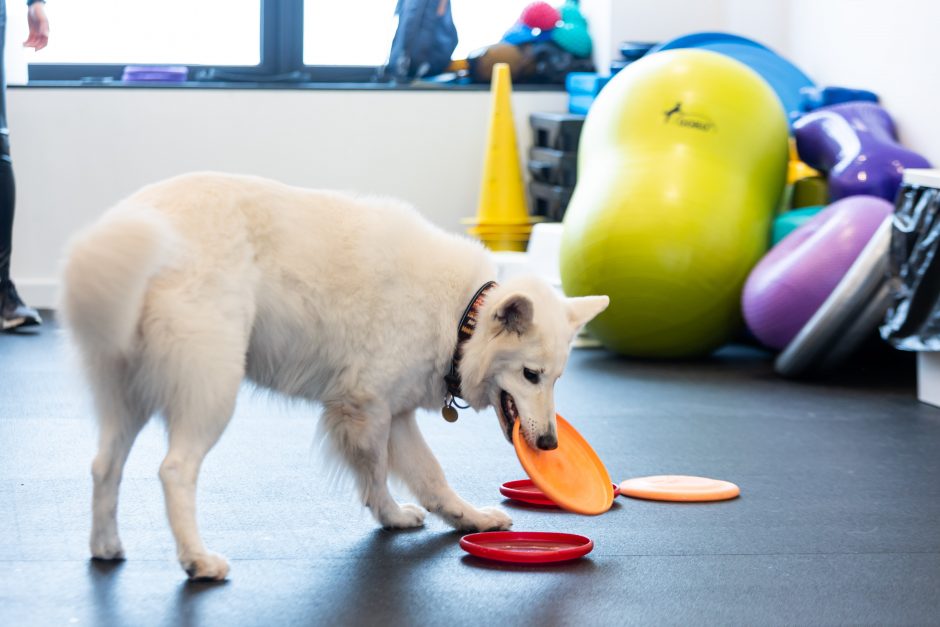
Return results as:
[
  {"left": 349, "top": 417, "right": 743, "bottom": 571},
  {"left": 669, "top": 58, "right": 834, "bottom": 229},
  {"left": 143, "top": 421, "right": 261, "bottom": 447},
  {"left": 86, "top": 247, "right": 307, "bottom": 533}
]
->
[{"left": 28, "top": 0, "right": 383, "bottom": 84}]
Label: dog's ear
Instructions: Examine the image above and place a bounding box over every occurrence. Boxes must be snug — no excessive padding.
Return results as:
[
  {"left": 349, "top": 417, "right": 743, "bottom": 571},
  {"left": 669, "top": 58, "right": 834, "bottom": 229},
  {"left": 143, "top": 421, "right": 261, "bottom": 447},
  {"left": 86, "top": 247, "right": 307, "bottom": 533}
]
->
[
  {"left": 494, "top": 293, "right": 534, "bottom": 335},
  {"left": 566, "top": 295, "right": 609, "bottom": 331}
]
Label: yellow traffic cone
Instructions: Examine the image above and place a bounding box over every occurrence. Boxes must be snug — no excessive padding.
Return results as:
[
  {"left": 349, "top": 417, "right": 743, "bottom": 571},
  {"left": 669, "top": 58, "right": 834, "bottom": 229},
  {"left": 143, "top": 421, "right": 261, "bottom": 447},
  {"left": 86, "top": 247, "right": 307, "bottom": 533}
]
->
[{"left": 465, "top": 63, "right": 536, "bottom": 251}]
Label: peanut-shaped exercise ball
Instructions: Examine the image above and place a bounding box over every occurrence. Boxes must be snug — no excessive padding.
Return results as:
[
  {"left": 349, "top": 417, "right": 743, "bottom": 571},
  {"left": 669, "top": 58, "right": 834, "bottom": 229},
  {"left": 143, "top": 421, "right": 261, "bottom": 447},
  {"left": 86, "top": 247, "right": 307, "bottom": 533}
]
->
[{"left": 561, "top": 50, "right": 788, "bottom": 357}]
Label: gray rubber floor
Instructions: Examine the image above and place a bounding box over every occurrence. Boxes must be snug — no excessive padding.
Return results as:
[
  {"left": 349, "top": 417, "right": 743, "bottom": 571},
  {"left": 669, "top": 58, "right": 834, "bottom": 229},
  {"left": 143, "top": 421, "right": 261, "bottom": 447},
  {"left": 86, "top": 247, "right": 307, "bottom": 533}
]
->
[{"left": 2, "top": 317, "right": 940, "bottom": 626}]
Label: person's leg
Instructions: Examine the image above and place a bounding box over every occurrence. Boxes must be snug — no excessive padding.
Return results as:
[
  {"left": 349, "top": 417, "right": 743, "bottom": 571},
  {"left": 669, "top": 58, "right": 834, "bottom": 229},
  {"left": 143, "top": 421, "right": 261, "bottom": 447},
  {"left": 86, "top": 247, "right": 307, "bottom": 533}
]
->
[
  {"left": 0, "top": 128, "right": 16, "bottom": 286},
  {"left": 0, "top": 0, "right": 42, "bottom": 330},
  {"left": 0, "top": 0, "right": 12, "bottom": 285}
]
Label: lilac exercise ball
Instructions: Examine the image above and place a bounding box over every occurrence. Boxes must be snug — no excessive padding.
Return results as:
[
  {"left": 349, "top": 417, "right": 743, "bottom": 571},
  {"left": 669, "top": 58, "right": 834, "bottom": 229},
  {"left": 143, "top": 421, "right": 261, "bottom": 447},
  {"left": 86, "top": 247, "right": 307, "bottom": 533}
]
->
[{"left": 742, "top": 195, "right": 893, "bottom": 350}]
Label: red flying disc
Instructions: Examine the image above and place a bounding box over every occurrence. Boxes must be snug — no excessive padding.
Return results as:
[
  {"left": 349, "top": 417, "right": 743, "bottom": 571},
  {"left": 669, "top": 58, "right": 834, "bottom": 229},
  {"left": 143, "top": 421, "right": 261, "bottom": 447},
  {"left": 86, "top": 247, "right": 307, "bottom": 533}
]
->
[
  {"left": 459, "top": 531, "right": 593, "bottom": 564},
  {"left": 500, "top": 479, "right": 620, "bottom": 507}
]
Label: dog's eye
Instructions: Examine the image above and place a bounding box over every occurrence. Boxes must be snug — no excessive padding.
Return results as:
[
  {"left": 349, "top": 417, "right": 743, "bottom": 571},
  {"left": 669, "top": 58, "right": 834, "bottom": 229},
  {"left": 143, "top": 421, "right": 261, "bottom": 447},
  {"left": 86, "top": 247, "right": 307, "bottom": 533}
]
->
[{"left": 523, "top": 368, "right": 540, "bottom": 384}]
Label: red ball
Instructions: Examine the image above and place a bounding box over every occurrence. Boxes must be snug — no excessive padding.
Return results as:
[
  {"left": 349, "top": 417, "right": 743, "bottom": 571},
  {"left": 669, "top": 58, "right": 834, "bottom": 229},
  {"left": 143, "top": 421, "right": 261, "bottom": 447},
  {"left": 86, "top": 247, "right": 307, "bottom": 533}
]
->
[{"left": 520, "top": 2, "right": 561, "bottom": 31}]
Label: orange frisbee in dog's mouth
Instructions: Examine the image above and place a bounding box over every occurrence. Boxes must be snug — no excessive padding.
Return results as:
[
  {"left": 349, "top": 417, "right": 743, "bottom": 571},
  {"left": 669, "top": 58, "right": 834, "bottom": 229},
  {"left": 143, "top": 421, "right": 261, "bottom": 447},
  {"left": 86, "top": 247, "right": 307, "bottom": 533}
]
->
[{"left": 512, "top": 414, "right": 614, "bottom": 515}]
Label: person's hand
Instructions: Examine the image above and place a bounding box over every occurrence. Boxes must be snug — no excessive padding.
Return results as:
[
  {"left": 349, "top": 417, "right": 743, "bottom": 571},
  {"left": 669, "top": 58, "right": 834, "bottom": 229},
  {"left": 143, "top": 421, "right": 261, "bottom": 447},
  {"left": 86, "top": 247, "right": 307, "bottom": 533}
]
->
[{"left": 24, "top": 2, "right": 50, "bottom": 51}]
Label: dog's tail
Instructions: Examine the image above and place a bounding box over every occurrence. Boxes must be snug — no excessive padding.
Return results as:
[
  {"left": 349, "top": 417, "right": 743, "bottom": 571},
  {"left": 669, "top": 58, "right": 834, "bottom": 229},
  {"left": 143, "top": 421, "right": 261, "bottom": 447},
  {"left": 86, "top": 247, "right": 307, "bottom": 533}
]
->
[{"left": 60, "top": 206, "right": 177, "bottom": 357}]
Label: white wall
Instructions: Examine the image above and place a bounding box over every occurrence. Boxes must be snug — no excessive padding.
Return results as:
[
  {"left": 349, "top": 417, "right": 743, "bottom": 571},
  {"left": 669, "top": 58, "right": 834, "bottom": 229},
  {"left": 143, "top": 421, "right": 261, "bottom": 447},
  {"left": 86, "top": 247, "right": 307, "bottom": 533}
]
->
[
  {"left": 583, "top": 0, "right": 788, "bottom": 77},
  {"left": 7, "top": 88, "right": 565, "bottom": 307},
  {"left": 786, "top": 0, "right": 940, "bottom": 165}
]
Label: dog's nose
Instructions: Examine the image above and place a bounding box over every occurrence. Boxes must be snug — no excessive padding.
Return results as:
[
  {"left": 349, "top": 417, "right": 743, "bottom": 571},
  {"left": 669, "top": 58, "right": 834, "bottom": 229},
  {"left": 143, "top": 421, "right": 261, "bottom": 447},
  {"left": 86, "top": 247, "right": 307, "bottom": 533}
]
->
[{"left": 536, "top": 433, "right": 558, "bottom": 451}]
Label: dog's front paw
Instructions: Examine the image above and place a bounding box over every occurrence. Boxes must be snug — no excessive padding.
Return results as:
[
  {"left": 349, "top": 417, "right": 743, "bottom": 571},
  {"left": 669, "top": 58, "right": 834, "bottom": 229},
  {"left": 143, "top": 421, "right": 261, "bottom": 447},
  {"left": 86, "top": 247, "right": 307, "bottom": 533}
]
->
[
  {"left": 380, "top": 503, "right": 427, "bottom": 529},
  {"left": 454, "top": 506, "right": 513, "bottom": 532},
  {"left": 90, "top": 534, "right": 125, "bottom": 561},
  {"left": 181, "top": 551, "right": 230, "bottom": 581}
]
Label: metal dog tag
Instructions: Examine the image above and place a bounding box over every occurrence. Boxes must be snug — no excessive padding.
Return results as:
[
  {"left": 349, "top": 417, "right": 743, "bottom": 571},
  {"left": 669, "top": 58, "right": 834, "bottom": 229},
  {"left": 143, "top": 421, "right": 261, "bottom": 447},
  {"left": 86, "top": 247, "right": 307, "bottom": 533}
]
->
[{"left": 442, "top": 406, "right": 459, "bottom": 422}]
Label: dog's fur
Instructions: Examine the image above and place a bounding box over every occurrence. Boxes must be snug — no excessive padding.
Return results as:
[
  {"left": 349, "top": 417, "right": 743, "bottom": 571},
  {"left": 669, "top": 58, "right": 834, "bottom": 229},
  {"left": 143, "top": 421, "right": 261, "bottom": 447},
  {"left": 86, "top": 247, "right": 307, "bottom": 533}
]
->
[{"left": 60, "top": 172, "right": 608, "bottom": 580}]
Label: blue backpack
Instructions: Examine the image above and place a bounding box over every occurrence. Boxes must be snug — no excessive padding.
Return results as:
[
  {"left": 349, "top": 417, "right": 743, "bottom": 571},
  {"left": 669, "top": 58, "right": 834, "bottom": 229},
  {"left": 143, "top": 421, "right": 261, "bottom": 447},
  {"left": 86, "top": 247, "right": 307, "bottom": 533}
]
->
[{"left": 385, "top": 0, "right": 458, "bottom": 81}]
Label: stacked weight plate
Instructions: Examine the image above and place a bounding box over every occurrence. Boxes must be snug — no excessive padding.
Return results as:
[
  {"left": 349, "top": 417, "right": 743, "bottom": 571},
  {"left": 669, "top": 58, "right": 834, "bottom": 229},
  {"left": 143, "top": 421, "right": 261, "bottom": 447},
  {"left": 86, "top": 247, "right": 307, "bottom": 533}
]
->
[
  {"left": 528, "top": 112, "right": 585, "bottom": 222},
  {"left": 529, "top": 113, "right": 584, "bottom": 222}
]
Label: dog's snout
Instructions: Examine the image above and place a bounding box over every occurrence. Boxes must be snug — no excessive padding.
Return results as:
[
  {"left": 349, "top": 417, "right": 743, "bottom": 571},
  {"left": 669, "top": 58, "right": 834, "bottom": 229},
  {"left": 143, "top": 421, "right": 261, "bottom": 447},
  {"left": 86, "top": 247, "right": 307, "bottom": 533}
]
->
[{"left": 536, "top": 433, "right": 558, "bottom": 451}]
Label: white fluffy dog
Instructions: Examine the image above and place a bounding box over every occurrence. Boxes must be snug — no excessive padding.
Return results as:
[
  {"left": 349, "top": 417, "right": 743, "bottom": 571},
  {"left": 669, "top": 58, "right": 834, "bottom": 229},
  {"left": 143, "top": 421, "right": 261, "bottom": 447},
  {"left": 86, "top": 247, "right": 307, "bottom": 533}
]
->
[{"left": 60, "top": 173, "right": 608, "bottom": 580}]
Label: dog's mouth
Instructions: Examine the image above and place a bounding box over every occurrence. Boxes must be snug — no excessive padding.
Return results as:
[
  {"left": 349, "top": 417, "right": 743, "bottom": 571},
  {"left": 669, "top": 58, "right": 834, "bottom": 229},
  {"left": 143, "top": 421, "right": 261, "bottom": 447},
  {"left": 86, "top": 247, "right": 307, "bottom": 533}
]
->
[{"left": 498, "top": 390, "right": 519, "bottom": 442}]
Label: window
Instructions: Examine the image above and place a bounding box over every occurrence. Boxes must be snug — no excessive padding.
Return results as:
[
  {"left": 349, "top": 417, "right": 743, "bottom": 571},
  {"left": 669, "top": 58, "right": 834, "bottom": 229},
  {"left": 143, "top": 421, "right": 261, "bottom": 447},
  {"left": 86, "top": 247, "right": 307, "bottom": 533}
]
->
[
  {"left": 31, "top": 0, "right": 260, "bottom": 66},
  {"left": 302, "top": 0, "right": 531, "bottom": 67},
  {"left": 27, "top": 0, "right": 535, "bottom": 84},
  {"left": 303, "top": 1, "right": 397, "bottom": 67},
  {"left": 450, "top": 0, "right": 532, "bottom": 59}
]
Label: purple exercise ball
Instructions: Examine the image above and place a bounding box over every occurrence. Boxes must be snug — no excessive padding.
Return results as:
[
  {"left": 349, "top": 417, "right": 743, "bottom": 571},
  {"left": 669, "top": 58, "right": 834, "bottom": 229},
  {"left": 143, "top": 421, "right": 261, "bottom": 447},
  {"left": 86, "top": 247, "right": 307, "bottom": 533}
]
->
[{"left": 742, "top": 195, "right": 893, "bottom": 350}]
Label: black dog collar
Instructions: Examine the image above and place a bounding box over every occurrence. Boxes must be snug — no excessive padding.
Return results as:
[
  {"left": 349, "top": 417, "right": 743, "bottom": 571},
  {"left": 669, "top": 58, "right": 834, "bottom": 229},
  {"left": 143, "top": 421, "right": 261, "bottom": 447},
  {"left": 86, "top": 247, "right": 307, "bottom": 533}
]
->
[{"left": 442, "top": 280, "right": 498, "bottom": 422}]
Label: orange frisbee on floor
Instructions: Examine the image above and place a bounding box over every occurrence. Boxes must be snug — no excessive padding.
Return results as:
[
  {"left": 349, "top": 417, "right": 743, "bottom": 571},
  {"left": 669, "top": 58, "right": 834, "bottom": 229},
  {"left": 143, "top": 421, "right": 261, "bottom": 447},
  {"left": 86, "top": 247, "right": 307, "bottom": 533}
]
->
[
  {"left": 618, "top": 475, "right": 740, "bottom": 502},
  {"left": 512, "top": 415, "right": 614, "bottom": 515}
]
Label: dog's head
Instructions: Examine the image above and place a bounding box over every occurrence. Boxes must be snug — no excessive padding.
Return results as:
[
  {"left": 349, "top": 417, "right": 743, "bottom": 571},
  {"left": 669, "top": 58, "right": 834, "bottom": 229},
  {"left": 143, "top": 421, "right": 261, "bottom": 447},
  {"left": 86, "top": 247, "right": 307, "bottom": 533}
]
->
[{"left": 459, "top": 276, "right": 609, "bottom": 449}]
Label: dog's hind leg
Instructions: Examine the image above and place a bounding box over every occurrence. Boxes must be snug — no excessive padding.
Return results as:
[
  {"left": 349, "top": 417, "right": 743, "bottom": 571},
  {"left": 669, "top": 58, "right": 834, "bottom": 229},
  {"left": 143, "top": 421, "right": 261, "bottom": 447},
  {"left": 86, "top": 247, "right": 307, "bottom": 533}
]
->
[
  {"left": 89, "top": 363, "right": 150, "bottom": 560},
  {"left": 322, "top": 400, "right": 426, "bottom": 529},
  {"left": 159, "top": 375, "right": 241, "bottom": 580},
  {"left": 388, "top": 411, "right": 511, "bottom": 532},
  {"left": 156, "top": 314, "right": 248, "bottom": 581}
]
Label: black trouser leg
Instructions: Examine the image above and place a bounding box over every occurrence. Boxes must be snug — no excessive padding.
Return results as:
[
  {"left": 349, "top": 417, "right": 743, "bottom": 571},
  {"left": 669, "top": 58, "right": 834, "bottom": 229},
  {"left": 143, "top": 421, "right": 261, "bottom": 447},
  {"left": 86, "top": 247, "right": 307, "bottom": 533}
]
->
[
  {"left": 0, "top": 134, "right": 15, "bottom": 285},
  {"left": 0, "top": 0, "right": 12, "bottom": 285}
]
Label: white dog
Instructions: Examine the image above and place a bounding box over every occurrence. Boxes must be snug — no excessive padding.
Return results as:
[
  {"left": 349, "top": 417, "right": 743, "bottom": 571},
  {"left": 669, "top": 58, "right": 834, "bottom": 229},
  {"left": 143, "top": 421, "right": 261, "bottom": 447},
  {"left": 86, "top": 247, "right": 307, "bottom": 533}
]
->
[{"left": 60, "top": 173, "right": 608, "bottom": 580}]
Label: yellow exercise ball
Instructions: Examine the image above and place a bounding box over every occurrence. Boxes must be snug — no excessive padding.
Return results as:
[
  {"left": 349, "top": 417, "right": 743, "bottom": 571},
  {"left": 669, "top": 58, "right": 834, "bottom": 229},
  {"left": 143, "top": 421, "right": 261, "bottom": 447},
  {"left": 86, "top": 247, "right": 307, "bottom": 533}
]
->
[{"left": 560, "top": 49, "right": 788, "bottom": 357}]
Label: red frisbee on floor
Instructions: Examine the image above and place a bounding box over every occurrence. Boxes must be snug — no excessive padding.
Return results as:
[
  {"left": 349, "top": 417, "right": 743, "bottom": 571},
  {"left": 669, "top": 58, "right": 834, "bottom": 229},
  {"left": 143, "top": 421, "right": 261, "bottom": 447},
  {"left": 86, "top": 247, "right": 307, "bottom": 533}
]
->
[
  {"left": 500, "top": 479, "right": 621, "bottom": 507},
  {"left": 459, "top": 531, "right": 594, "bottom": 564}
]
